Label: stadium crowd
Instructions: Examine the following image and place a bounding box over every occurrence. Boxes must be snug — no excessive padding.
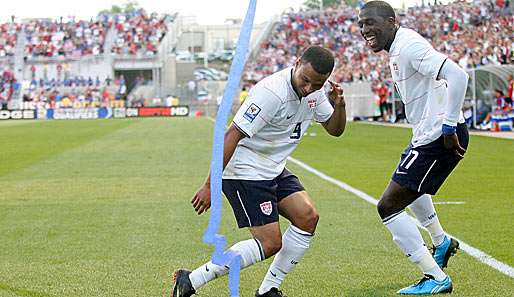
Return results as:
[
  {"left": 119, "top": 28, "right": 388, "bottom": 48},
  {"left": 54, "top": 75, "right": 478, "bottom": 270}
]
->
[
  {"left": 21, "top": 9, "right": 172, "bottom": 59},
  {"left": 0, "top": 67, "right": 19, "bottom": 109},
  {"left": 24, "top": 17, "right": 109, "bottom": 59},
  {"left": 243, "top": 0, "right": 513, "bottom": 84},
  {"left": 111, "top": 9, "right": 171, "bottom": 56},
  {"left": 0, "top": 22, "right": 20, "bottom": 57}
]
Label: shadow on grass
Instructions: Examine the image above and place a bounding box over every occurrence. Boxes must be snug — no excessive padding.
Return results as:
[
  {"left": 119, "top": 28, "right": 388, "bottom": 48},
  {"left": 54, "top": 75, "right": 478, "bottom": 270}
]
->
[
  {"left": 0, "top": 283, "right": 55, "bottom": 297},
  {"left": 344, "top": 283, "right": 404, "bottom": 297}
]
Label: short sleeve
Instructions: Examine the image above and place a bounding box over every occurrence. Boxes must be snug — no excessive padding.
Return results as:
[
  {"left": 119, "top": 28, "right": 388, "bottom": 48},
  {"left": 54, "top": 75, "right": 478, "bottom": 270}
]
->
[
  {"left": 404, "top": 41, "right": 447, "bottom": 79},
  {"left": 313, "top": 91, "right": 334, "bottom": 123},
  {"left": 232, "top": 85, "right": 282, "bottom": 137}
]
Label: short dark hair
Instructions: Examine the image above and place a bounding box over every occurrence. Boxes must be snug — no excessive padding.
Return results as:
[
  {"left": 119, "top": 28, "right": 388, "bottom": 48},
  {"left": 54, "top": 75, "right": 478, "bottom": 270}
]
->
[
  {"left": 362, "top": 0, "right": 396, "bottom": 19},
  {"left": 300, "top": 46, "right": 334, "bottom": 75}
]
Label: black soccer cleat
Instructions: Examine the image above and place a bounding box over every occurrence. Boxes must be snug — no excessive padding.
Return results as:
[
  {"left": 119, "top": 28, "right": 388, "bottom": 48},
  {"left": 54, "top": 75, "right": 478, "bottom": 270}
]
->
[
  {"left": 172, "top": 269, "right": 196, "bottom": 297},
  {"left": 255, "top": 287, "right": 287, "bottom": 297},
  {"left": 431, "top": 236, "right": 460, "bottom": 269}
]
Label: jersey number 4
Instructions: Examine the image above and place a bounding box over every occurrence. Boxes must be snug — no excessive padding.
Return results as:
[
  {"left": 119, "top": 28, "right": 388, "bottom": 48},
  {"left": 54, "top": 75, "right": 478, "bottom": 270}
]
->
[{"left": 290, "top": 122, "right": 302, "bottom": 139}]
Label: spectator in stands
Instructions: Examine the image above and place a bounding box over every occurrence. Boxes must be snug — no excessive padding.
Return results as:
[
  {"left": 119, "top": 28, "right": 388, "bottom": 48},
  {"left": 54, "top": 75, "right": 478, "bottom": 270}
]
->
[
  {"left": 507, "top": 74, "right": 514, "bottom": 102},
  {"left": 480, "top": 89, "right": 512, "bottom": 129},
  {"left": 375, "top": 80, "right": 390, "bottom": 121},
  {"left": 239, "top": 86, "right": 249, "bottom": 105}
]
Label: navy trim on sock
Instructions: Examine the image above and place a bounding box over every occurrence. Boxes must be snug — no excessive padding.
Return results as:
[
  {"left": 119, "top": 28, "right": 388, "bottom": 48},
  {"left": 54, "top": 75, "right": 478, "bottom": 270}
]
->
[
  {"left": 254, "top": 238, "right": 265, "bottom": 261},
  {"left": 290, "top": 225, "right": 314, "bottom": 237},
  {"left": 382, "top": 210, "right": 405, "bottom": 224}
]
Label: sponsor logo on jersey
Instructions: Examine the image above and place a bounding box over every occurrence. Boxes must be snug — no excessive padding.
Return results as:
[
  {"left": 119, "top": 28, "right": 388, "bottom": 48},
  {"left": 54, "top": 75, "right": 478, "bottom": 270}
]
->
[
  {"left": 308, "top": 99, "right": 316, "bottom": 109},
  {"left": 260, "top": 201, "right": 273, "bottom": 216},
  {"left": 243, "top": 103, "right": 261, "bottom": 122}
]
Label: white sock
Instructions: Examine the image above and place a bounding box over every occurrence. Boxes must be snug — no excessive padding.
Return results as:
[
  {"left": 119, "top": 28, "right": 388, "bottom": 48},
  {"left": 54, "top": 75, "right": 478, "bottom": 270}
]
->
[
  {"left": 189, "top": 238, "right": 264, "bottom": 290},
  {"left": 410, "top": 247, "right": 447, "bottom": 281},
  {"left": 384, "top": 211, "right": 446, "bottom": 281},
  {"left": 409, "top": 194, "right": 446, "bottom": 246},
  {"left": 258, "top": 225, "right": 313, "bottom": 294}
]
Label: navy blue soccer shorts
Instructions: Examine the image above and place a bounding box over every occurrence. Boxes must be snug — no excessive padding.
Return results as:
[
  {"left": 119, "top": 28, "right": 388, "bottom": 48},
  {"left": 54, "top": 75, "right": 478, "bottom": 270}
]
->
[
  {"left": 392, "top": 123, "right": 469, "bottom": 195},
  {"left": 222, "top": 168, "right": 305, "bottom": 228}
]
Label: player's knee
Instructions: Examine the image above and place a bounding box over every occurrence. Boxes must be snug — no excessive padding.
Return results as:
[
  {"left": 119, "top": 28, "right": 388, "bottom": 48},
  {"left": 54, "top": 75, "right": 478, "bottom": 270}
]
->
[
  {"left": 377, "top": 196, "right": 395, "bottom": 219},
  {"left": 303, "top": 209, "right": 319, "bottom": 234},
  {"left": 293, "top": 207, "right": 319, "bottom": 234},
  {"left": 261, "top": 237, "right": 282, "bottom": 258}
]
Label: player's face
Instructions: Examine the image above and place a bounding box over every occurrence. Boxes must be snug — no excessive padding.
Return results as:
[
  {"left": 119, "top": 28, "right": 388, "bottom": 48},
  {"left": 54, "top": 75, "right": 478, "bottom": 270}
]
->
[
  {"left": 292, "top": 62, "right": 330, "bottom": 97},
  {"left": 358, "top": 8, "right": 396, "bottom": 52}
]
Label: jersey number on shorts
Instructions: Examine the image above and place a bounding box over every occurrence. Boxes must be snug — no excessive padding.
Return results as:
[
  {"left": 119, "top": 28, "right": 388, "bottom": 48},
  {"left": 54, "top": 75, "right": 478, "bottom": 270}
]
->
[
  {"left": 400, "top": 149, "right": 419, "bottom": 169},
  {"left": 290, "top": 122, "right": 302, "bottom": 139}
]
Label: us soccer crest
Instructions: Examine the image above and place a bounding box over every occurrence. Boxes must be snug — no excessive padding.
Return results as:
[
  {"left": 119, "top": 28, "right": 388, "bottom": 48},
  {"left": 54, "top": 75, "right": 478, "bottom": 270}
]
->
[
  {"left": 243, "top": 103, "right": 261, "bottom": 122},
  {"left": 260, "top": 201, "right": 273, "bottom": 216},
  {"left": 308, "top": 99, "right": 316, "bottom": 109}
]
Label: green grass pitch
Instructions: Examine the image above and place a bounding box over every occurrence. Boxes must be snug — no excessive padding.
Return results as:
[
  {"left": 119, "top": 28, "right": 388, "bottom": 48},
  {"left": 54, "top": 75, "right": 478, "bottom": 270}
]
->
[{"left": 0, "top": 118, "right": 512, "bottom": 296}]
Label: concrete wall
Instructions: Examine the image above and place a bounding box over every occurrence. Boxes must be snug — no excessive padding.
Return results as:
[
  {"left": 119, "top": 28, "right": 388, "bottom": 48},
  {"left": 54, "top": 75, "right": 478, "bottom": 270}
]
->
[{"left": 176, "top": 22, "right": 267, "bottom": 53}]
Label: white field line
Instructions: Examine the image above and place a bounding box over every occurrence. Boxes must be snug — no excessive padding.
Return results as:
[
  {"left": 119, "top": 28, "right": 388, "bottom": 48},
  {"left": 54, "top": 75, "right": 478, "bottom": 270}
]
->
[
  {"left": 287, "top": 156, "right": 514, "bottom": 279},
  {"left": 433, "top": 201, "right": 466, "bottom": 205},
  {"left": 203, "top": 116, "right": 514, "bottom": 278}
]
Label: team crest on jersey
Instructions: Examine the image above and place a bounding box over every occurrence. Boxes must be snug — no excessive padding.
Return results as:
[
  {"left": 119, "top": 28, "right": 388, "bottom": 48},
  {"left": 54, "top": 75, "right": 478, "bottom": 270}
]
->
[
  {"left": 393, "top": 62, "right": 399, "bottom": 73},
  {"left": 308, "top": 99, "right": 316, "bottom": 109},
  {"left": 243, "top": 103, "right": 261, "bottom": 122},
  {"left": 260, "top": 201, "right": 273, "bottom": 216}
]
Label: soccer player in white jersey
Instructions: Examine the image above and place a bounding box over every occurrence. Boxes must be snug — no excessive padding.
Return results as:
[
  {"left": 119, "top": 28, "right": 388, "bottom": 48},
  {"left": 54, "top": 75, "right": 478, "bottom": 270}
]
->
[
  {"left": 358, "top": 1, "right": 470, "bottom": 295},
  {"left": 172, "top": 46, "right": 347, "bottom": 297}
]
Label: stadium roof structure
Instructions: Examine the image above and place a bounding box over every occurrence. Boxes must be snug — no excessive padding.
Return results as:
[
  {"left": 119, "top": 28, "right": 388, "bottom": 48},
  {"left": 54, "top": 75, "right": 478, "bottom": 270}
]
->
[
  {"left": 466, "top": 64, "right": 514, "bottom": 127},
  {"left": 467, "top": 64, "right": 514, "bottom": 101}
]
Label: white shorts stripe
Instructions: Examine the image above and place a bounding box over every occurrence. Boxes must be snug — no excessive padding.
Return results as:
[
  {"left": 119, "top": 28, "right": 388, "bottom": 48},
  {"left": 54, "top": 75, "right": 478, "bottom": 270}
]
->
[
  {"left": 417, "top": 160, "right": 437, "bottom": 192},
  {"left": 236, "top": 190, "right": 252, "bottom": 227}
]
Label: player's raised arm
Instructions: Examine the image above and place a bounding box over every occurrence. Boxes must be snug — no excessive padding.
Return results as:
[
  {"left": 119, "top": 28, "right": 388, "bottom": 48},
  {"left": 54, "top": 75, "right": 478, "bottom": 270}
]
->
[
  {"left": 191, "top": 124, "right": 246, "bottom": 215},
  {"left": 321, "top": 80, "right": 347, "bottom": 137},
  {"left": 436, "top": 59, "right": 469, "bottom": 159}
]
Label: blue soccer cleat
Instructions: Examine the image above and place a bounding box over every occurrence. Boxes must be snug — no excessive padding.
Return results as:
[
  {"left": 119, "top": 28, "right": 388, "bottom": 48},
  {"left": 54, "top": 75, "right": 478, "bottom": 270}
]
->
[
  {"left": 397, "top": 275, "right": 453, "bottom": 295},
  {"left": 432, "top": 236, "right": 459, "bottom": 269}
]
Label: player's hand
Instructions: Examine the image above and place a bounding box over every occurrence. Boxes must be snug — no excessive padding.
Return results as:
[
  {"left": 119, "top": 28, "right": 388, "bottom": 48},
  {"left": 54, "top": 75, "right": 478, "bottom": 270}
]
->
[
  {"left": 191, "top": 184, "right": 211, "bottom": 215},
  {"left": 443, "top": 134, "right": 466, "bottom": 159},
  {"left": 328, "top": 80, "right": 345, "bottom": 107}
]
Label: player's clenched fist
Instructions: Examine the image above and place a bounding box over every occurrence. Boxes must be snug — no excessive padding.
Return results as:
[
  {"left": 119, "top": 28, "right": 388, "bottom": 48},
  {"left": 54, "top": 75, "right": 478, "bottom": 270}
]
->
[{"left": 328, "top": 80, "right": 345, "bottom": 107}]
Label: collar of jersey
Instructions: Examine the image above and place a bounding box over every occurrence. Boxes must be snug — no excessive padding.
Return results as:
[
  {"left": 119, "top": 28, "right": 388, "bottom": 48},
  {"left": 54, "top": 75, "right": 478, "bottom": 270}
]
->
[
  {"left": 288, "top": 68, "right": 302, "bottom": 101},
  {"left": 389, "top": 26, "right": 405, "bottom": 56}
]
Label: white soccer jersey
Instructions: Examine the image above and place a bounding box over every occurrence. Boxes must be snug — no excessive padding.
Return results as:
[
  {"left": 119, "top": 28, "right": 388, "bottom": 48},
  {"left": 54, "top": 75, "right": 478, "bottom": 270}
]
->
[
  {"left": 389, "top": 27, "right": 464, "bottom": 147},
  {"left": 223, "top": 67, "right": 334, "bottom": 180}
]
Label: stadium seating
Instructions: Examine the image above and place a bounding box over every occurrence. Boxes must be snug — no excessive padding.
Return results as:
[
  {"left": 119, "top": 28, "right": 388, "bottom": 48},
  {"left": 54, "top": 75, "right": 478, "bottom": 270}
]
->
[
  {"left": 24, "top": 17, "right": 109, "bottom": 59},
  {"left": 0, "top": 22, "right": 20, "bottom": 57},
  {"left": 110, "top": 9, "right": 170, "bottom": 56}
]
